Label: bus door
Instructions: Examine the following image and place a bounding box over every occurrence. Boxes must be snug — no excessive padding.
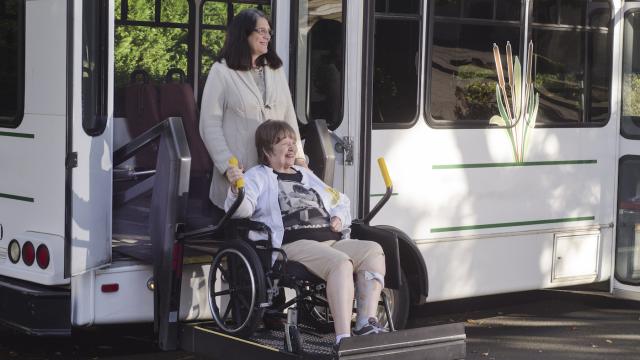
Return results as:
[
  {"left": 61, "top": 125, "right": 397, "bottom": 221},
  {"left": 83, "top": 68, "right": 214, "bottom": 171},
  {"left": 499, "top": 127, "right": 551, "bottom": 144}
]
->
[
  {"left": 614, "top": 2, "right": 640, "bottom": 300},
  {"left": 290, "top": 0, "right": 355, "bottom": 195},
  {"left": 69, "top": 0, "right": 112, "bottom": 276}
]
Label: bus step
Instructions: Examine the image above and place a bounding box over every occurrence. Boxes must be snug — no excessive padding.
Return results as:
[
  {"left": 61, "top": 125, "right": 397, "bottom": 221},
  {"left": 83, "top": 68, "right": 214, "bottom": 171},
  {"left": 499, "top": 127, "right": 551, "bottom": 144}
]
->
[{"left": 180, "top": 322, "right": 465, "bottom": 360}]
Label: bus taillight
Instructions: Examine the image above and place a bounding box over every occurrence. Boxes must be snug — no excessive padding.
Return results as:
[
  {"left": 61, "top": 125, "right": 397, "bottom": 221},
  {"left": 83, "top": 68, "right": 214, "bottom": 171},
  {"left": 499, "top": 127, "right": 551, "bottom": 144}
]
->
[
  {"left": 22, "top": 242, "right": 35, "bottom": 266},
  {"left": 8, "top": 240, "right": 20, "bottom": 264},
  {"left": 36, "top": 245, "right": 50, "bottom": 269}
]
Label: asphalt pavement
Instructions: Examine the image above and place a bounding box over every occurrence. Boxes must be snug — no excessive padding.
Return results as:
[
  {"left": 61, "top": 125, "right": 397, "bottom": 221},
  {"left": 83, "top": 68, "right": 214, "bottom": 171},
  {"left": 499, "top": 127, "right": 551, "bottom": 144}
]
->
[
  {"left": 409, "top": 286, "right": 640, "bottom": 360},
  {"left": 0, "top": 286, "right": 638, "bottom": 359}
]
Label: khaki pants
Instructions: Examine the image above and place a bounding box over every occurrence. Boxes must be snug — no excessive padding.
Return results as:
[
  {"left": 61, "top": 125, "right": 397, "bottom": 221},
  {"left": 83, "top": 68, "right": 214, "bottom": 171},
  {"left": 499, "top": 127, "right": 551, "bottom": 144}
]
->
[{"left": 281, "top": 239, "right": 386, "bottom": 281}]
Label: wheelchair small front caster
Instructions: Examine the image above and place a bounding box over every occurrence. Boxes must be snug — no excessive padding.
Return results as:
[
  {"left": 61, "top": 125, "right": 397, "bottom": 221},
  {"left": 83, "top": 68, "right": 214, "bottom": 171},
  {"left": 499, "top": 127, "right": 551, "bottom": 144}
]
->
[{"left": 284, "top": 309, "right": 304, "bottom": 355}]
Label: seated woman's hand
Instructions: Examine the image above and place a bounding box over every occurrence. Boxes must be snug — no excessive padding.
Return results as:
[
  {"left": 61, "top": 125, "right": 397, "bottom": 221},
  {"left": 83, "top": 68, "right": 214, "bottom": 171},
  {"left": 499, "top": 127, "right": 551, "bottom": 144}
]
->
[
  {"left": 226, "top": 166, "right": 244, "bottom": 194},
  {"left": 330, "top": 216, "right": 342, "bottom": 232}
]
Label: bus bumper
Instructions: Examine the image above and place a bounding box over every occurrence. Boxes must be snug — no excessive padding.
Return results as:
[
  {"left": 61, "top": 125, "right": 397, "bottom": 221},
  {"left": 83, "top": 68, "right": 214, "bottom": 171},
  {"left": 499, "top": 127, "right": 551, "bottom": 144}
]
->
[{"left": 0, "top": 275, "right": 70, "bottom": 335}]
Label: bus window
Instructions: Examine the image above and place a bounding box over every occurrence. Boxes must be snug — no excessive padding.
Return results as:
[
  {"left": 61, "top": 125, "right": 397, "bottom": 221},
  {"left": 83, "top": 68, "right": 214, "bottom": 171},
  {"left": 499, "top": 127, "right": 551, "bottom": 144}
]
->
[
  {"left": 428, "top": 0, "right": 521, "bottom": 127},
  {"left": 427, "top": 0, "right": 611, "bottom": 128},
  {"left": 291, "top": 0, "right": 344, "bottom": 130},
  {"left": 82, "top": 0, "right": 108, "bottom": 136},
  {"left": 372, "top": 1, "right": 421, "bottom": 128},
  {"left": 0, "top": 0, "right": 24, "bottom": 128},
  {"left": 114, "top": 0, "right": 193, "bottom": 89},
  {"left": 530, "top": 0, "right": 611, "bottom": 126},
  {"left": 199, "top": 0, "right": 271, "bottom": 86},
  {"left": 616, "top": 156, "right": 640, "bottom": 285},
  {"left": 622, "top": 10, "right": 640, "bottom": 139}
]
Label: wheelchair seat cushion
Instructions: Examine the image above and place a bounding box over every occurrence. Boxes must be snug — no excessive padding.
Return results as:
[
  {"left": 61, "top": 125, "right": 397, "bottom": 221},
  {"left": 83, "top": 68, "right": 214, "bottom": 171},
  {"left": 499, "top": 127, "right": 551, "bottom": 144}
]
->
[{"left": 275, "top": 260, "right": 324, "bottom": 284}]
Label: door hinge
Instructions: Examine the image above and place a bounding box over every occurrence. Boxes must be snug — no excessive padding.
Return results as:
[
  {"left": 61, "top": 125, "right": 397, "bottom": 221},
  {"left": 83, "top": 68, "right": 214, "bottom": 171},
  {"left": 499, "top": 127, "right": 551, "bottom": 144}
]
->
[
  {"left": 66, "top": 152, "right": 78, "bottom": 169},
  {"left": 331, "top": 134, "right": 354, "bottom": 166}
]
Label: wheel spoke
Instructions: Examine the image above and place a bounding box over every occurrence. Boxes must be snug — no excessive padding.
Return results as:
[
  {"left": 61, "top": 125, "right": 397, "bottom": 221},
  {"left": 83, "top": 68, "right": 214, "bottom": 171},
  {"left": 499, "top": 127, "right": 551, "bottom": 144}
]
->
[
  {"left": 217, "top": 263, "right": 230, "bottom": 282},
  {"left": 213, "top": 289, "right": 232, "bottom": 297},
  {"left": 231, "top": 293, "right": 244, "bottom": 325},
  {"left": 222, "top": 302, "right": 233, "bottom": 321},
  {"left": 236, "top": 292, "right": 251, "bottom": 310}
]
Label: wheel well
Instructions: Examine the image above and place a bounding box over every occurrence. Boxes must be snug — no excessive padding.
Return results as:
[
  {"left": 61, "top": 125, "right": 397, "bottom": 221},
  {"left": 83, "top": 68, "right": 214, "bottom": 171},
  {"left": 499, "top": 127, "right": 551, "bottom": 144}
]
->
[{"left": 377, "top": 225, "right": 428, "bottom": 305}]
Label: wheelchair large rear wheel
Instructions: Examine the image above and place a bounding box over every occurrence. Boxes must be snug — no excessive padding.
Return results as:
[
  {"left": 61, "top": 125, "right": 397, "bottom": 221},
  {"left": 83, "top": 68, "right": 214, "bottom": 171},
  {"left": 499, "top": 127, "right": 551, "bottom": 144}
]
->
[{"left": 208, "top": 241, "right": 266, "bottom": 336}]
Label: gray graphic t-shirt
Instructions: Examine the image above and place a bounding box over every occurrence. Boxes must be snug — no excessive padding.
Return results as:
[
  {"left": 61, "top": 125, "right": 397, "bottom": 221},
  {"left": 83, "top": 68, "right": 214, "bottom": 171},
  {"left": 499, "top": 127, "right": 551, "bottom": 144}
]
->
[{"left": 274, "top": 169, "right": 341, "bottom": 244}]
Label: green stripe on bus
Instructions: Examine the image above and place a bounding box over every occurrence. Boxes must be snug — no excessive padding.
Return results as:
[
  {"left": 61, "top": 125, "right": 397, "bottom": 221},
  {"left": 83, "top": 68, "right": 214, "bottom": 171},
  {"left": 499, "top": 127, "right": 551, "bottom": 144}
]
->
[
  {"left": 432, "top": 160, "right": 597, "bottom": 169},
  {"left": 0, "top": 193, "right": 34, "bottom": 203},
  {"left": 0, "top": 131, "right": 34, "bottom": 139},
  {"left": 370, "top": 193, "right": 398, "bottom": 197},
  {"left": 430, "top": 216, "right": 595, "bottom": 233}
]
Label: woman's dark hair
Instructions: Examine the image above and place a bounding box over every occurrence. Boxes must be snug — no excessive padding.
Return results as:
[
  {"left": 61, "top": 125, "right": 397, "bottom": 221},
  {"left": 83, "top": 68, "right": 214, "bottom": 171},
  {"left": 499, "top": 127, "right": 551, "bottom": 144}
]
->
[
  {"left": 255, "top": 120, "right": 297, "bottom": 166},
  {"left": 216, "top": 9, "right": 282, "bottom": 71}
]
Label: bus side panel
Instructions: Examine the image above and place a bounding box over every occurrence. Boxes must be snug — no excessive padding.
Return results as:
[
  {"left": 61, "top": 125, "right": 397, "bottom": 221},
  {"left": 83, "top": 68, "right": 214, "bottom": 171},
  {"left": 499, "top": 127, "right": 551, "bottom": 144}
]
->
[
  {"left": 0, "top": 0, "right": 68, "bottom": 285},
  {"left": 419, "top": 229, "right": 612, "bottom": 302},
  {"left": 369, "top": 120, "right": 617, "bottom": 301}
]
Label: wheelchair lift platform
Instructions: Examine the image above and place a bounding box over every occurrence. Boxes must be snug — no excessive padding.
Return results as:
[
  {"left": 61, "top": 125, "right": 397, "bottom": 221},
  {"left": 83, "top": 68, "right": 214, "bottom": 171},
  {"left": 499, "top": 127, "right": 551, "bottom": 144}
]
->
[{"left": 179, "top": 321, "right": 466, "bottom": 360}]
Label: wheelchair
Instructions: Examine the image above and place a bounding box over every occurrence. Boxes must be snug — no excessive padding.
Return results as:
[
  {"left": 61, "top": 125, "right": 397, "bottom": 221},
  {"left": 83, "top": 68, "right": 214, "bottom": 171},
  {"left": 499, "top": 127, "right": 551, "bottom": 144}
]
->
[
  {"left": 206, "top": 217, "right": 404, "bottom": 350},
  {"left": 198, "top": 173, "right": 406, "bottom": 350}
]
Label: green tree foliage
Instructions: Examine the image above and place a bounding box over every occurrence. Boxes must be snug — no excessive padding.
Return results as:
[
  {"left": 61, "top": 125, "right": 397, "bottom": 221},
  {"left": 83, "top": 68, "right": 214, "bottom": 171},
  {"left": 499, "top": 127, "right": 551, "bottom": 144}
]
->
[
  {"left": 115, "top": 0, "right": 271, "bottom": 87},
  {"left": 114, "top": 0, "right": 189, "bottom": 87},
  {"left": 623, "top": 74, "right": 640, "bottom": 117}
]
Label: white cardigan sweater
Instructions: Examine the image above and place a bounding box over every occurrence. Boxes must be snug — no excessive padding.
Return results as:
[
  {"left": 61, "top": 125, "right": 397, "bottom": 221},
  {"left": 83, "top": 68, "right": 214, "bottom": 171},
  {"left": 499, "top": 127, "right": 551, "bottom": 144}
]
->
[
  {"left": 224, "top": 165, "right": 352, "bottom": 250},
  {"left": 199, "top": 61, "right": 305, "bottom": 208}
]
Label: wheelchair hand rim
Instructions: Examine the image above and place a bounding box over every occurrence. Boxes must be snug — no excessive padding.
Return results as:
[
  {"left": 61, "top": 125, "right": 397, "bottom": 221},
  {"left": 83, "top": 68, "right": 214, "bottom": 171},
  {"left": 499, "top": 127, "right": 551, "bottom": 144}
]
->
[{"left": 208, "top": 247, "right": 258, "bottom": 334}]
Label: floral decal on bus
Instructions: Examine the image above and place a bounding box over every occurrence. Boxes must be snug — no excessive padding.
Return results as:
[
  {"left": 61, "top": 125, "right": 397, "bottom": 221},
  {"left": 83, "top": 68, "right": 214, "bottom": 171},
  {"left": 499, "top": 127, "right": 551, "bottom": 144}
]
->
[{"left": 490, "top": 41, "right": 539, "bottom": 163}]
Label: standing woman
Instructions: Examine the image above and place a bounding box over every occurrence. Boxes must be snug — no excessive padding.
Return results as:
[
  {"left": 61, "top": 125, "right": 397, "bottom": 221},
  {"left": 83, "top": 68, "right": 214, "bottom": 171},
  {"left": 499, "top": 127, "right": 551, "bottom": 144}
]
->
[{"left": 200, "top": 9, "right": 306, "bottom": 209}]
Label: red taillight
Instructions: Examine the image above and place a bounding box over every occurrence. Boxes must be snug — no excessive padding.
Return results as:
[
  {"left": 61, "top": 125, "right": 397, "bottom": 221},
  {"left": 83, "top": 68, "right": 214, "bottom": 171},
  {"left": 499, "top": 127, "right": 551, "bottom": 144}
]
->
[
  {"left": 36, "top": 245, "right": 50, "bottom": 269},
  {"left": 101, "top": 283, "right": 119, "bottom": 293},
  {"left": 22, "top": 242, "right": 35, "bottom": 266}
]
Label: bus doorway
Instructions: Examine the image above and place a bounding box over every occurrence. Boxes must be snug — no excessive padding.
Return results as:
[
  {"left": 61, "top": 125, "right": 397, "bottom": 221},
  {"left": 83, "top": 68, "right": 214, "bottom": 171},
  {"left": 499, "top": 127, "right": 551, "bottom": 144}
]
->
[{"left": 614, "top": 2, "right": 640, "bottom": 300}]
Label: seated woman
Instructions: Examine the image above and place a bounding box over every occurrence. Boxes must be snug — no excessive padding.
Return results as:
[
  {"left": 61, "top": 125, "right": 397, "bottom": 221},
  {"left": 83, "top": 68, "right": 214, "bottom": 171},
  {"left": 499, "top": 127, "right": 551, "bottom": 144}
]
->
[{"left": 225, "top": 120, "right": 387, "bottom": 344}]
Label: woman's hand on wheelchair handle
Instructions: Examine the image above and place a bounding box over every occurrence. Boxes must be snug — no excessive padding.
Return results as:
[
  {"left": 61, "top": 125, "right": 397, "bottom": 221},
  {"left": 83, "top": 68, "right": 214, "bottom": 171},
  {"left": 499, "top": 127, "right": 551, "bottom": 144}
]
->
[{"left": 330, "top": 216, "right": 342, "bottom": 232}]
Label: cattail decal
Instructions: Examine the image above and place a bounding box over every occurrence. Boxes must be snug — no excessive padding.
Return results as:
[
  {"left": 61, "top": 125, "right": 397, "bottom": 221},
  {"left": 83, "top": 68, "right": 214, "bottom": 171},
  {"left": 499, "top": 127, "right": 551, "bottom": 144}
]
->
[
  {"left": 489, "top": 42, "right": 539, "bottom": 163},
  {"left": 493, "top": 43, "right": 513, "bottom": 121}
]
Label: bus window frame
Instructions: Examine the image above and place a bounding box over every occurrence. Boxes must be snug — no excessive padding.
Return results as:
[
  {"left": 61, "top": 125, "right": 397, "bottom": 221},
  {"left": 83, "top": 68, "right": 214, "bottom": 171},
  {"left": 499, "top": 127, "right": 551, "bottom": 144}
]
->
[
  {"left": 424, "top": 0, "right": 613, "bottom": 130},
  {"left": 621, "top": 8, "right": 640, "bottom": 140},
  {"left": 371, "top": 6, "right": 423, "bottom": 130},
  {"left": 289, "top": 0, "right": 347, "bottom": 131},
  {"left": 115, "top": 0, "right": 196, "bottom": 86},
  {"left": 0, "top": 0, "right": 25, "bottom": 129}
]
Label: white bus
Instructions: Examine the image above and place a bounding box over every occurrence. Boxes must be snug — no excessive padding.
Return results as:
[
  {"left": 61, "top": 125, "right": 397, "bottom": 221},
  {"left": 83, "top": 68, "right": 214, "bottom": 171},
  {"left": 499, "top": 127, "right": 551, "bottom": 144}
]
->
[{"left": 0, "top": 0, "right": 639, "bottom": 350}]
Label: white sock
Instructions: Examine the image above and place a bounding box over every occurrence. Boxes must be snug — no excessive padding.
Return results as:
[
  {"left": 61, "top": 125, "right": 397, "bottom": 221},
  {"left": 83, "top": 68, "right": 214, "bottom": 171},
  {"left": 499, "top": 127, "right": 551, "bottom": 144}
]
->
[
  {"left": 355, "top": 316, "right": 370, "bottom": 330},
  {"left": 335, "top": 333, "right": 351, "bottom": 344}
]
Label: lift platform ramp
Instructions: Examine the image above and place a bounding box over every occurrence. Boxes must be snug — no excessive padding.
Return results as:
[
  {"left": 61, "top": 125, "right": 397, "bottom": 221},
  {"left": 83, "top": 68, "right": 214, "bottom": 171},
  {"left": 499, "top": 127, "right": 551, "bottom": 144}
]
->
[{"left": 180, "top": 321, "right": 466, "bottom": 360}]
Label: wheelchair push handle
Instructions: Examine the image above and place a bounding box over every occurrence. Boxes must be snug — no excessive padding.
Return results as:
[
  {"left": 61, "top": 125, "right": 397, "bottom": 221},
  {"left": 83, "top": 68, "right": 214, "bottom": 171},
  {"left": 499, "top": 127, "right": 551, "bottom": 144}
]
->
[
  {"left": 361, "top": 157, "right": 393, "bottom": 224},
  {"left": 228, "top": 157, "right": 245, "bottom": 190}
]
